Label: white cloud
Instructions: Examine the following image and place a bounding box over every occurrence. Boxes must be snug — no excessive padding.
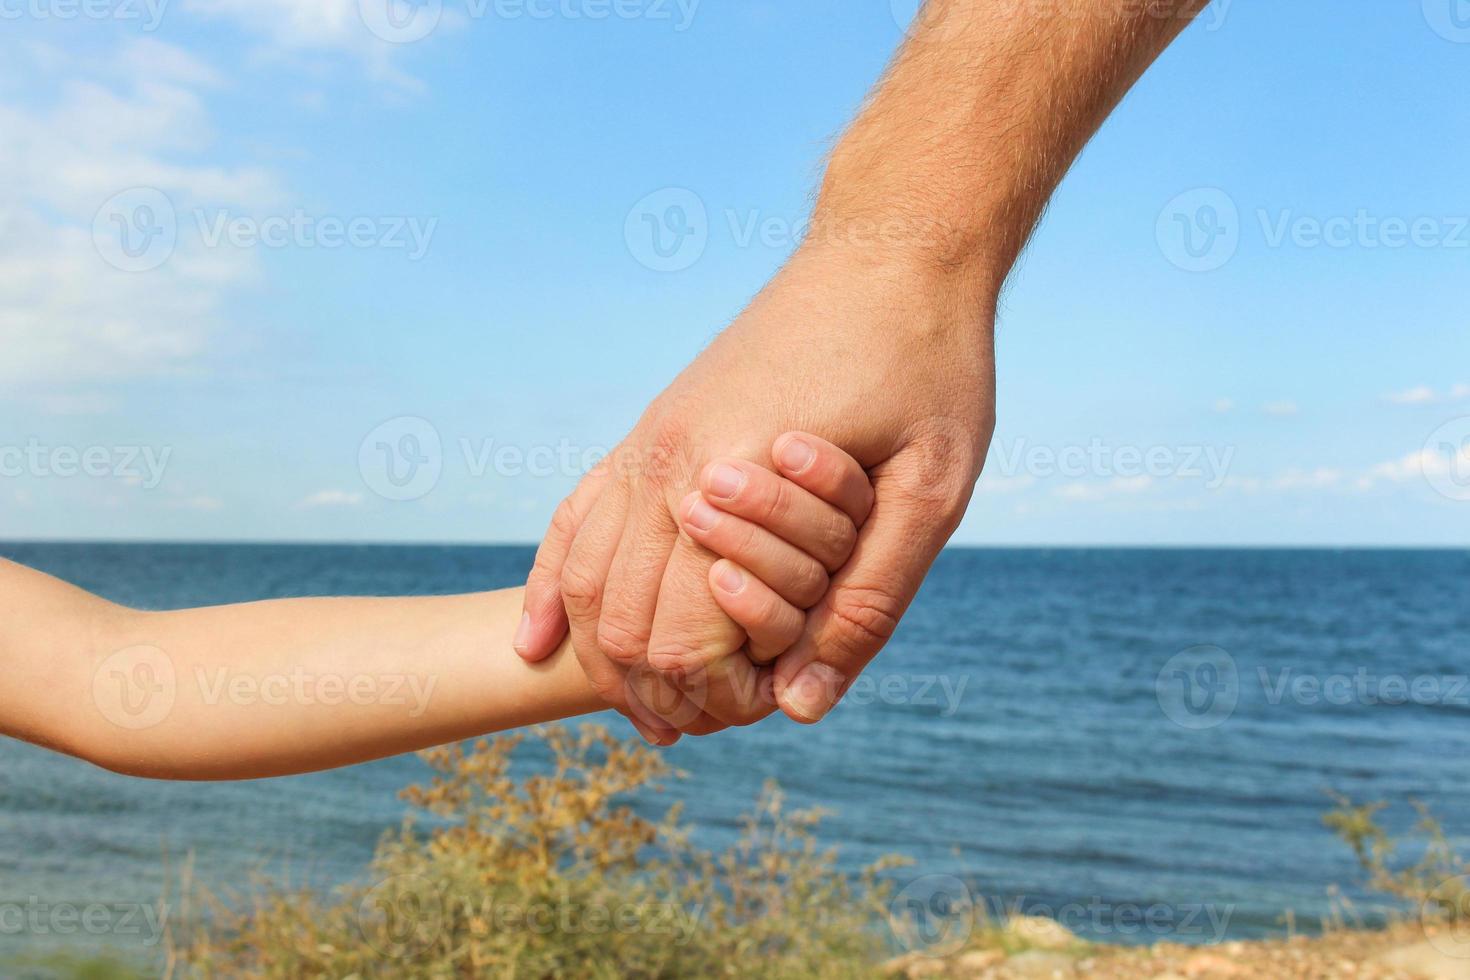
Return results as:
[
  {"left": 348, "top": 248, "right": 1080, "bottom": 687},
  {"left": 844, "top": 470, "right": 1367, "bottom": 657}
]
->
[
  {"left": 183, "top": 0, "right": 436, "bottom": 92},
  {"left": 1270, "top": 467, "right": 1342, "bottom": 490},
  {"left": 0, "top": 41, "right": 280, "bottom": 385},
  {"left": 975, "top": 473, "right": 1036, "bottom": 495},
  {"left": 1054, "top": 475, "right": 1153, "bottom": 502},
  {"left": 1213, "top": 398, "right": 1234, "bottom": 414},
  {"left": 115, "top": 37, "right": 224, "bottom": 88},
  {"left": 1385, "top": 385, "right": 1439, "bottom": 405},
  {"left": 1359, "top": 449, "right": 1462, "bottom": 488},
  {"left": 299, "top": 489, "right": 365, "bottom": 508},
  {"left": 1453, "top": 384, "right": 1470, "bottom": 401},
  {"left": 30, "top": 392, "right": 115, "bottom": 416},
  {"left": 1263, "top": 401, "right": 1299, "bottom": 417},
  {"left": 172, "top": 495, "right": 226, "bottom": 512}
]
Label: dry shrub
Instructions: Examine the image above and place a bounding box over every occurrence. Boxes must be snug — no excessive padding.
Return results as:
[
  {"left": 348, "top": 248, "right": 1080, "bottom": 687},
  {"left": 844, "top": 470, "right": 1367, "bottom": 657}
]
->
[{"left": 171, "top": 724, "right": 905, "bottom": 979}]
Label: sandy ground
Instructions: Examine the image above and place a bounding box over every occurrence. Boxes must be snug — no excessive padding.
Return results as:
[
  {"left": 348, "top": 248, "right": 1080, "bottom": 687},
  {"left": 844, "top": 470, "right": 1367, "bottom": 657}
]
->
[{"left": 883, "top": 918, "right": 1470, "bottom": 979}]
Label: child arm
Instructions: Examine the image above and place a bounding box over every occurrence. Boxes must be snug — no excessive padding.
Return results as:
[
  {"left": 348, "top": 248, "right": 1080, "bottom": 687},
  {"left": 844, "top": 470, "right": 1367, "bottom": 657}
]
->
[{"left": 0, "top": 558, "right": 601, "bottom": 781}]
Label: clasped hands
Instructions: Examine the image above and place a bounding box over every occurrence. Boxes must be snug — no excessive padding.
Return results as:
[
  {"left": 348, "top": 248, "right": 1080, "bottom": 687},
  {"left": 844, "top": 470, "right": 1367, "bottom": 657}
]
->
[{"left": 512, "top": 245, "right": 996, "bottom": 744}]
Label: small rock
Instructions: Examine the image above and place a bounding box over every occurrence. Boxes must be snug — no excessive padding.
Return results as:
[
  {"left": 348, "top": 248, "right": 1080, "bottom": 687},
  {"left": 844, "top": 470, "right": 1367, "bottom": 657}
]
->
[
  {"left": 955, "top": 949, "right": 1004, "bottom": 976},
  {"left": 880, "top": 952, "right": 925, "bottom": 976},
  {"left": 1377, "top": 941, "right": 1470, "bottom": 980},
  {"left": 1005, "top": 915, "right": 1080, "bottom": 951},
  {"left": 1001, "top": 950, "right": 1076, "bottom": 978},
  {"left": 1182, "top": 951, "right": 1241, "bottom": 977}
]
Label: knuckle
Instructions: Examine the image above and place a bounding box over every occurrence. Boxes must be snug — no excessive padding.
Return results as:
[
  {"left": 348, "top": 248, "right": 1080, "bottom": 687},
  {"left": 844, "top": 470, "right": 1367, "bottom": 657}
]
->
[
  {"left": 826, "top": 583, "right": 904, "bottom": 655},
  {"left": 759, "top": 477, "right": 793, "bottom": 525},
  {"left": 596, "top": 617, "right": 649, "bottom": 665},
  {"left": 584, "top": 672, "right": 628, "bottom": 709},
  {"left": 548, "top": 495, "right": 581, "bottom": 541},
  {"left": 559, "top": 561, "right": 604, "bottom": 618},
  {"left": 752, "top": 592, "right": 789, "bottom": 631},
  {"left": 643, "top": 415, "right": 697, "bottom": 486},
  {"left": 822, "top": 516, "right": 859, "bottom": 568},
  {"left": 790, "top": 560, "right": 830, "bottom": 608},
  {"left": 733, "top": 518, "right": 765, "bottom": 558},
  {"left": 647, "top": 637, "right": 702, "bottom": 671},
  {"left": 649, "top": 624, "right": 736, "bottom": 673}
]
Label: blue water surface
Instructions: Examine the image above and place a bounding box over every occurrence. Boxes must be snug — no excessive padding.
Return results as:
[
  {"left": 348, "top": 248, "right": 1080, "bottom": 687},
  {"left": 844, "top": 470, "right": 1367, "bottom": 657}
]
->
[{"left": 2, "top": 544, "right": 1467, "bottom": 966}]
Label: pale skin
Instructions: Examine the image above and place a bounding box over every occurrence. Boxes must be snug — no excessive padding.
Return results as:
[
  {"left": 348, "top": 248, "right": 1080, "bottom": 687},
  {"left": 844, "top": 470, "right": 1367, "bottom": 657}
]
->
[
  {"left": 0, "top": 436, "right": 869, "bottom": 781},
  {"left": 518, "top": 0, "right": 1213, "bottom": 740}
]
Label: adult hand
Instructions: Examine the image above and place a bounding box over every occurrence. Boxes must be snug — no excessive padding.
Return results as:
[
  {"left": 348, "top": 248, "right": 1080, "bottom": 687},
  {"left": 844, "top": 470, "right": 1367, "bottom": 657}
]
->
[{"left": 514, "top": 239, "right": 996, "bottom": 737}]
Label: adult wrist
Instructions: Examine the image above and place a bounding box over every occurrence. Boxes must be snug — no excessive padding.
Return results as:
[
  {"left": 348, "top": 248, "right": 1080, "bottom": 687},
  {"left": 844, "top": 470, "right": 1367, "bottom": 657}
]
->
[{"left": 805, "top": 172, "right": 1010, "bottom": 318}]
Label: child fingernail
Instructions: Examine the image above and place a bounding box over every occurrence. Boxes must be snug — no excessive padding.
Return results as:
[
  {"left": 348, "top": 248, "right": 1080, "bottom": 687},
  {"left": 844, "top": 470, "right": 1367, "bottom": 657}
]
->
[
  {"left": 778, "top": 436, "right": 816, "bottom": 474},
  {"left": 707, "top": 463, "right": 744, "bottom": 499},
  {"left": 513, "top": 612, "right": 532, "bottom": 654},
  {"left": 715, "top": 563, "right": 745, "bottom": 594},
  {"left": 686, "top": 498, "right": 720, "bottom": 531}
]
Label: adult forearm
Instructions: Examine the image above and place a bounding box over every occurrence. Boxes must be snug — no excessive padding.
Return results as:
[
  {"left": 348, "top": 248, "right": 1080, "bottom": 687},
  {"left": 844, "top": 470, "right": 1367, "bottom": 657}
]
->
[{"left": 814, "top": 0, "right": 1208, "bottom": 301}]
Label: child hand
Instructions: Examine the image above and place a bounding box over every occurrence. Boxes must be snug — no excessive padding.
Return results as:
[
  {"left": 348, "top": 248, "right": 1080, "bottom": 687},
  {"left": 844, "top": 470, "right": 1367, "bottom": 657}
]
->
[{"left": 678, "top": 432, "right": 874, "bottom": 665}]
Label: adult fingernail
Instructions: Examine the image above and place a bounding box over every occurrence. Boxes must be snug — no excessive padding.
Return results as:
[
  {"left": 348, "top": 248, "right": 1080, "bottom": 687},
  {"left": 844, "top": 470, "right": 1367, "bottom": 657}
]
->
[
  {"left": 777, "top": 436, "right": 816, "bottom": 474},
  {"left": 707, "top": 463, "right": 744, "bottom": 499},
  {"left": 714, "top": 562, "right": 745, "bottom": 594},
  {"left": 686, "top": 498, "right": 720, "bottom": 531},
  {"left": 513, "top": 612, "right": 532, "bottom": 655},
  {"left": 781, "top": 663, "right": 845, "bottom": 722}
]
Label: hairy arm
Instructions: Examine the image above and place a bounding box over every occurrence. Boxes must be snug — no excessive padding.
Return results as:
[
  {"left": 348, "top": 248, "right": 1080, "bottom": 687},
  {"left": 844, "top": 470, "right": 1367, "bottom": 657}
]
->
[
  {"left": 815, "top": 0, "right": 1210, "bottom": 295},
  {"left": 0, "top": 559, "right": 601, "bottom": 781},
  {"left": 519, "top": 0, "right": 1209, "bottom": 732}
]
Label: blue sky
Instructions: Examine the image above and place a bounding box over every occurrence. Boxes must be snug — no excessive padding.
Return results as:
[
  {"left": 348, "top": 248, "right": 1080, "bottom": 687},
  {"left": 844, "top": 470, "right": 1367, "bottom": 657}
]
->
[{"left": 1, "top": 0, "right": 1468, "bottom": 545}]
